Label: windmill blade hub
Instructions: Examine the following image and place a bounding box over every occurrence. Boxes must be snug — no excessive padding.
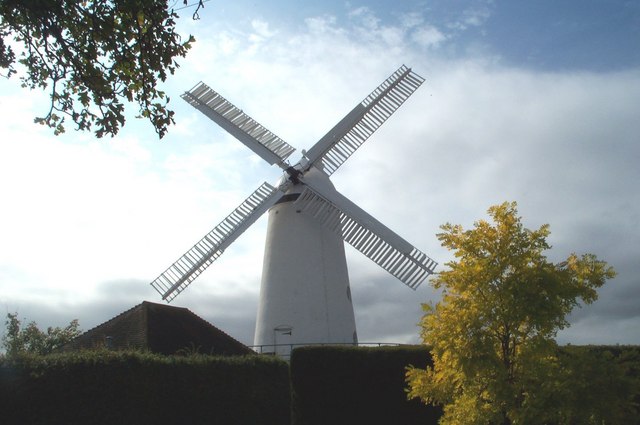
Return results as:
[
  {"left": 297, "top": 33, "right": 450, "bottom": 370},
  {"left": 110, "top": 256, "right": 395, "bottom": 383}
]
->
[{"left": 274, "top": 165, "right": 336, "bottom": 205}]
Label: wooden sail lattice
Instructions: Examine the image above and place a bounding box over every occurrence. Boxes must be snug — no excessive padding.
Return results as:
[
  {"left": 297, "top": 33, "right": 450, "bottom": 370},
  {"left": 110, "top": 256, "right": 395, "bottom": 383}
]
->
[
  {"left": 150, "top": 182, "right": 281, "bottom": 301},
  {"left": 152, "top": 65, "right": 436, "bottom": 303},
  {"left": 183, "top": 83, "right": 296, "bottom": 167},
  {"left": 305, "top": 65, "right": 425, "bottom": 176},
  {"left": 294, "top": 187, "right": 437, "bottom": 289}
]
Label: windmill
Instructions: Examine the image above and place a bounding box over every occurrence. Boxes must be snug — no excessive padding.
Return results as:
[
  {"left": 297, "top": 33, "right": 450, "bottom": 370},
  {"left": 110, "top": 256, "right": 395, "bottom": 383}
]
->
[{"left": 150, "top": 65, "right": 437, "bottom": 355}]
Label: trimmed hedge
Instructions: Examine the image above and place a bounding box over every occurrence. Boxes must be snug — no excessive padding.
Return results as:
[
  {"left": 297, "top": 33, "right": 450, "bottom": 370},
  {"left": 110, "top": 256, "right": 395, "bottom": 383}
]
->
[
  {"left": 0, "top": 350, "right": 290, "bottom": 425},
  {"left": 4, "top": 344, "right": 636, "bottom": 425},
  {"left": 289, "top": 345, "right": 442, "bottom": 425}
]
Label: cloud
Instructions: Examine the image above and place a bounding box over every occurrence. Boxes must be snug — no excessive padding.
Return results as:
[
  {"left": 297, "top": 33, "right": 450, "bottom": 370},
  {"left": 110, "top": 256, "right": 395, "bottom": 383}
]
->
[
  {"left": 348, "top": 6, "right": 380, "bottom": 30},
  {"left": 249, "top": 19, "right": 277, "bottom": 45},
  {"left": 351, "top": 272, "right": 440, "bottom": 344},
  {"left": 1, "top": 5, "right": 638, "bottom": 348},
  {"left": 412, "top": 25, "right": 447, "bottom": 49},
  {"left": 448, "top": 3, "right": 494, "bottom": 31}
]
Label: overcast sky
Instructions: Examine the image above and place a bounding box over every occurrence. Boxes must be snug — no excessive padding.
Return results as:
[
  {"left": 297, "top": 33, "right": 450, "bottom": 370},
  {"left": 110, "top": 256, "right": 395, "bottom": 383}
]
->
[{"left": 1, "top": 0, "right": 639, "bottom": 348}]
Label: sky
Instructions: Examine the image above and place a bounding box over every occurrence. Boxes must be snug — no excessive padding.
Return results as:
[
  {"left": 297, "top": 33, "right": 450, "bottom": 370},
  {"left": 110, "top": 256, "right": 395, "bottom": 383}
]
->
[{"left": 1, "top": 0, "right": 639, "bottom": 348}]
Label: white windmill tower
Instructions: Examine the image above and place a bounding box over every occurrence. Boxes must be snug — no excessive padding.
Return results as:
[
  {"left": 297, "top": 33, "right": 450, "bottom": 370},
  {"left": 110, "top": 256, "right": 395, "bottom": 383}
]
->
[{"left": 149, "top": 65, "right": 437, "bottom": 356}]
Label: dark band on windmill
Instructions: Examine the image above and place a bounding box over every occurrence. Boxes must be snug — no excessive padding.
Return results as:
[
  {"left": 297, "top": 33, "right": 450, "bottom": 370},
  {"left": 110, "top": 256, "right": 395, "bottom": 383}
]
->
[{"left": 275, "top": 193, "right": 301, "bottom": 205}]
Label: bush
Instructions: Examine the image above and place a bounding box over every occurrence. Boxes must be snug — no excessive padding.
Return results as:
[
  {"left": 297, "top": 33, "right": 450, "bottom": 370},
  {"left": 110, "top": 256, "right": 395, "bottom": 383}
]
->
[
  {"left": 290, "top": 345, "right": 441, "bottom": 425},
  {"left": 0, "top": 350, "right": 290, "bottom": 425}
]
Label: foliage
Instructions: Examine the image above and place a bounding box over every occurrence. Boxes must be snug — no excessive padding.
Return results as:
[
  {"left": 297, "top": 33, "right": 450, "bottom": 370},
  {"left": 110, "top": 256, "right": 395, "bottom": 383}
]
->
[
  {"left": 0, "top": 349, "right": 290, "bottom": 425},
  {"left": 0, "top": 0, "right": 194, "bottom": 138},
  {"left": 2, "top": 312, "right": 81, "bottom": 357},
  {"left": 406, "top": 201, "right": 617, "bottom": 425},
  {"left": 552, "top": 346, "right": 640, "bottom": 424},
  {"left": 290, "top": 345, "right": 441, "bottom": 425}
]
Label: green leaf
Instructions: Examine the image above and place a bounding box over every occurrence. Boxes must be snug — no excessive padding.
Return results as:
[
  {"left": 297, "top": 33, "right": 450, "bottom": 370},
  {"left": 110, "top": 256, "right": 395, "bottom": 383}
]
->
[{"left": 1, "top": 1, "right": 195, "bottom": 138}]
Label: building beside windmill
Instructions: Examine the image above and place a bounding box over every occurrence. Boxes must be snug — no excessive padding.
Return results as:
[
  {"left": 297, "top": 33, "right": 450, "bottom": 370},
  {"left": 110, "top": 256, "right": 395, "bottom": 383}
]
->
[{"left": 60, "top": 301, "right": 253, "bottom": 356}]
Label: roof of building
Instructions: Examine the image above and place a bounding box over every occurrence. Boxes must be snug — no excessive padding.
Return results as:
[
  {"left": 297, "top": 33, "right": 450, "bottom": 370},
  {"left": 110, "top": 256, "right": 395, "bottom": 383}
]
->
[{"left": 61, "top": 301, "right": 254, "bottom": 356}]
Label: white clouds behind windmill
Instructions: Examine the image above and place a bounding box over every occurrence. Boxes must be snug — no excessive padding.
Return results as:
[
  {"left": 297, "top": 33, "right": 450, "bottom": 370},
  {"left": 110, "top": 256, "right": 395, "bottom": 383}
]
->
[{"left": 2, "top": 2, "right": 638, "bottom": 349}]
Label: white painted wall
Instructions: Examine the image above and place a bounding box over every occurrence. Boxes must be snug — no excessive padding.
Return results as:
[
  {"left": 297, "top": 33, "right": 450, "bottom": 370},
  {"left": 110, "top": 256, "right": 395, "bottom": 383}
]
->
[{"left": 254, "top": 170, "right": 357, "bottom": 352}]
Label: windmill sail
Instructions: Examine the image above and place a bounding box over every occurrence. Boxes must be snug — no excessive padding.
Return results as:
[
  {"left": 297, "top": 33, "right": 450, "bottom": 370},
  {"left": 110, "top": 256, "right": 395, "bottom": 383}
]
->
[
  {"left": 303, "top": 65, "right": 425, "bottom": 176},
  {"left": 182, "top": 82, "right": 296, "bottom": 168},
  {"left": 294, "top": 185, "right": 437, "bottom": 289},
  {"left": 150, "top": 182, "right": 282, "bottom": 302}
]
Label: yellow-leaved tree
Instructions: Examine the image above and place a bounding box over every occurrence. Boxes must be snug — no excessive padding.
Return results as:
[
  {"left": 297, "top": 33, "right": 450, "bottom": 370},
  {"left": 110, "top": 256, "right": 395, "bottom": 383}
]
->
[{"left": 407, "top": 202, "right": 620, "bottom": 425}]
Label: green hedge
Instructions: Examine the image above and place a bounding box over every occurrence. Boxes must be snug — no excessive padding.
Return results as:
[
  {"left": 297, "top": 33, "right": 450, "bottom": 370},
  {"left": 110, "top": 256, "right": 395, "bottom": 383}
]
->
[
  {"left": 4, "top": 344, "right": 635, "bottom": 425},
  {"left": 556, "top": 345, "right": 640, "bottom": 424},
  {"left": 289, "top": 345, "right": 441, "bottom": 425},
  {"left": 0, "top": 350, "right": 290, "bottom": 425}
]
